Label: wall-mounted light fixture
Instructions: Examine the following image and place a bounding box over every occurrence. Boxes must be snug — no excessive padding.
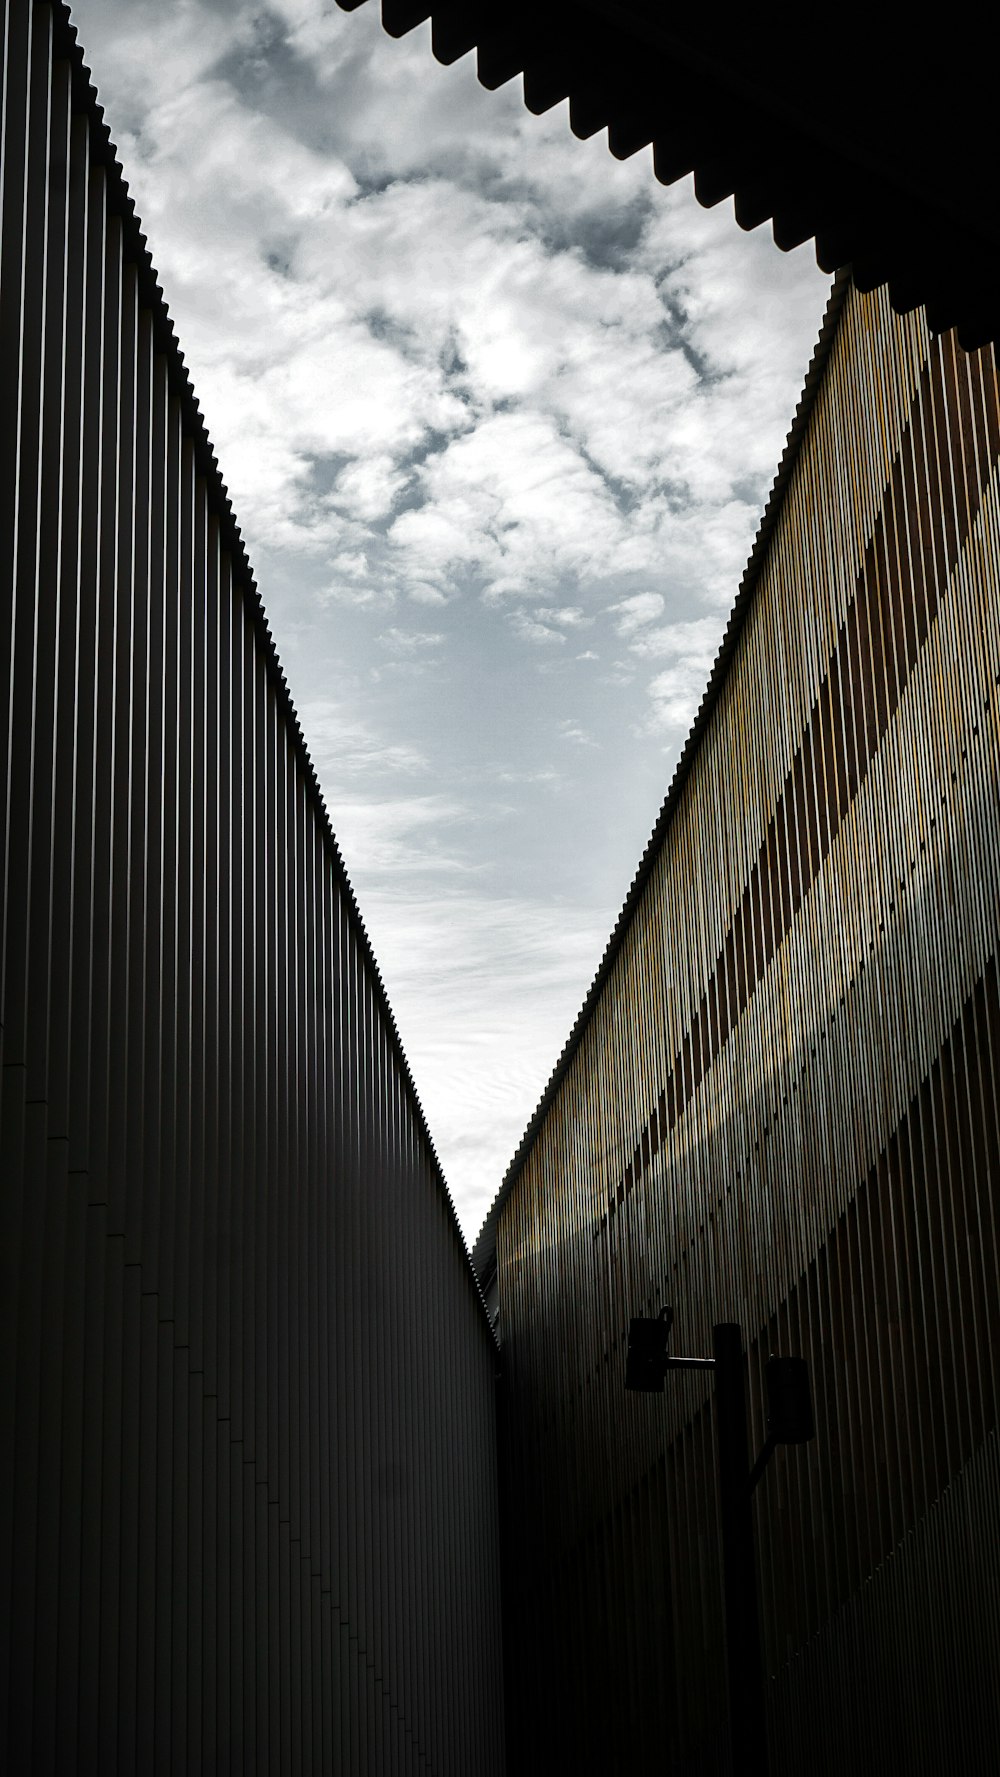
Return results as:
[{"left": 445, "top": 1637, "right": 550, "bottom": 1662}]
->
[{"left": 625, "top": 1313, "right": 815, "bottom": 1777}]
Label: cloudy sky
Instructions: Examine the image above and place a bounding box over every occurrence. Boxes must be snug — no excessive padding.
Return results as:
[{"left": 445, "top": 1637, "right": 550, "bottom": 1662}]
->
[{"left": 71, "top": 0, "right": 831, "bottom": 1242}]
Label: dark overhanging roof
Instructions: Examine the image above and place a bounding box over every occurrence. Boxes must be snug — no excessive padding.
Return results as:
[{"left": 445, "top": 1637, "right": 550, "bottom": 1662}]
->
[{"left": 336, "top": 0, "right": 999, "bottom": 351}]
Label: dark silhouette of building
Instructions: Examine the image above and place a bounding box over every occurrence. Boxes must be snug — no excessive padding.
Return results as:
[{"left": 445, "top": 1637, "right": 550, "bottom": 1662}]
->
[
  {"left": 1, "top": 7, "right": 505, "bottom": 1770},
  {"left": 474, "top": 275, "right": 1000, "bottom": 1774}
]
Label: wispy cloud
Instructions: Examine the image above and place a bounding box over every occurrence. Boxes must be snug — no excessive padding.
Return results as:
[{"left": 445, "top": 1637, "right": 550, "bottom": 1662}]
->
[
  {"left": 357, "top": 885, "right": 610, "bottom": 1232},
  {"left": 559, "top": 719, "right": 599, "bottom": 749},
  {"left": 642, "top": 620, "right": 725, "bottom": 737},
  {"left": 331, "top": 795, "right": 477, "bottom": 877},
  {"left": 297, "top": 697, "right": 428, "bottom": 779},
  {"left": 610, "top": 590, "right": 666, "bottom": 635},
  {"left": 379, "top": 626, "right": 445, "bottom": 653}
]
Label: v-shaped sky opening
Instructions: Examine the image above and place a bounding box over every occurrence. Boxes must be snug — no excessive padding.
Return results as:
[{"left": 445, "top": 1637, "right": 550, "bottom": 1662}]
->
[{"left": 70, "top": 0, "right": 831, "bottom": 1239}]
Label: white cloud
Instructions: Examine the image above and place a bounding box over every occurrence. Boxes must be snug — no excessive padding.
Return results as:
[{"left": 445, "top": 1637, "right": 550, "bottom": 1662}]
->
[
  {"left": 388, "top": 408, "right": 625, "bottom": 600},
  {"left": 559, "top": 720, "right": 599, "bottom": 748},
  {"left": 297, "top": 697, "right": 428, "bottom": 779},
  {"left": 628, "top": 614, "right": 725, "bottom": 662},
  {"left": 406, "top": 582, "right": 450, "bottom": 607},
  {"left": 643, "top": 620, "right": 725, "bottom": 738},
  {"left": 334, "top": 454, "right": 409, "bottom": 524},
  {"left": 537, "top": 606, "right": 588, "bottom": 627},
  {"left": 513, "top": 614, "right": 568, "bottom": 645},
  {"left": 379, "top": 626, "right": 444, "bottom": 652},
  {"left": 496, "top": 768, "right": 561, "bottom": 787},
  {"left": 610, "top": 590, "right": 666, "bottom": 635},
  {"left": 331, "top": 794, "right": 476, "bottom": 877},
  {"left": 356, "top": 885, "right": 610, "bottom": 1234}
]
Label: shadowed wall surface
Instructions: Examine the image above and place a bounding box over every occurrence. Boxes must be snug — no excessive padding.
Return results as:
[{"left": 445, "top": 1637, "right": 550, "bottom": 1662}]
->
[
  {"left": 487, "top": 280, "right": 1000, "bottom": 1775},
  {"left": 0, "top": 5, "right": 505, "bottom": 1770}
]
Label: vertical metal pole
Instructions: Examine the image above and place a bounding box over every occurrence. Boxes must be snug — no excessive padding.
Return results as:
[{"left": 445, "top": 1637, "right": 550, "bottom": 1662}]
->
[{"left": 713, "top": 1323, "right": 768, "bottom": 1777}]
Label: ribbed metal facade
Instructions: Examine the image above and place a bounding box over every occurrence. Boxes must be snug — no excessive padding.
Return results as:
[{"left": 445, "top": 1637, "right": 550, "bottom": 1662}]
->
[
  {"left": 490, "top": 280, "right": 1000, "bottom": 1774},
  {"left": 0, "top": 5, "right": 505, "bottom": 1771}
]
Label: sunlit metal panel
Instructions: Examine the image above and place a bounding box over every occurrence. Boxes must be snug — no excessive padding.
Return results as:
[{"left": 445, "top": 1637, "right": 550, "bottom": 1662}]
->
[{"left": 491, "top": 278, "right": 1000, "bottom": 1774}]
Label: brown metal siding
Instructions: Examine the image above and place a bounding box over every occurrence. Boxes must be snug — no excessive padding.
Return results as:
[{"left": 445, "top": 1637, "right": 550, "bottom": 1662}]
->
[
  {"left": 496, "top": 283, "right": 1000, "bottom": 1773},
  {"left": 0, "top": 5, "right": 505, "bottom": 1770}
]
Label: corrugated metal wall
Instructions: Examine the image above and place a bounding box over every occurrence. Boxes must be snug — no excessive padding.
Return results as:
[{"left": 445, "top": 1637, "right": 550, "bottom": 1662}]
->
[
  {"left": 0, "top": 5, "right": 505, "bottom": 1771},
  {"left": 494, "top": 279, "right": 1000, "bottom": 1774}
]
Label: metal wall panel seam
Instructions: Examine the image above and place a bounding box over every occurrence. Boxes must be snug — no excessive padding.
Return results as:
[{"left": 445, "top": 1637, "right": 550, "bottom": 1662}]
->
[
  {"left": 5, "top": 12, "right": 54, "bottom": 1760},
  {"left": 32, "top": 48, "right": 78, "bottom": 1775},
  {"left": 186, "top": 469, "right": 208, "bottom": 1374},
  {"left": 1, "top": 2, "right": 47, "bottom": 1078}
]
